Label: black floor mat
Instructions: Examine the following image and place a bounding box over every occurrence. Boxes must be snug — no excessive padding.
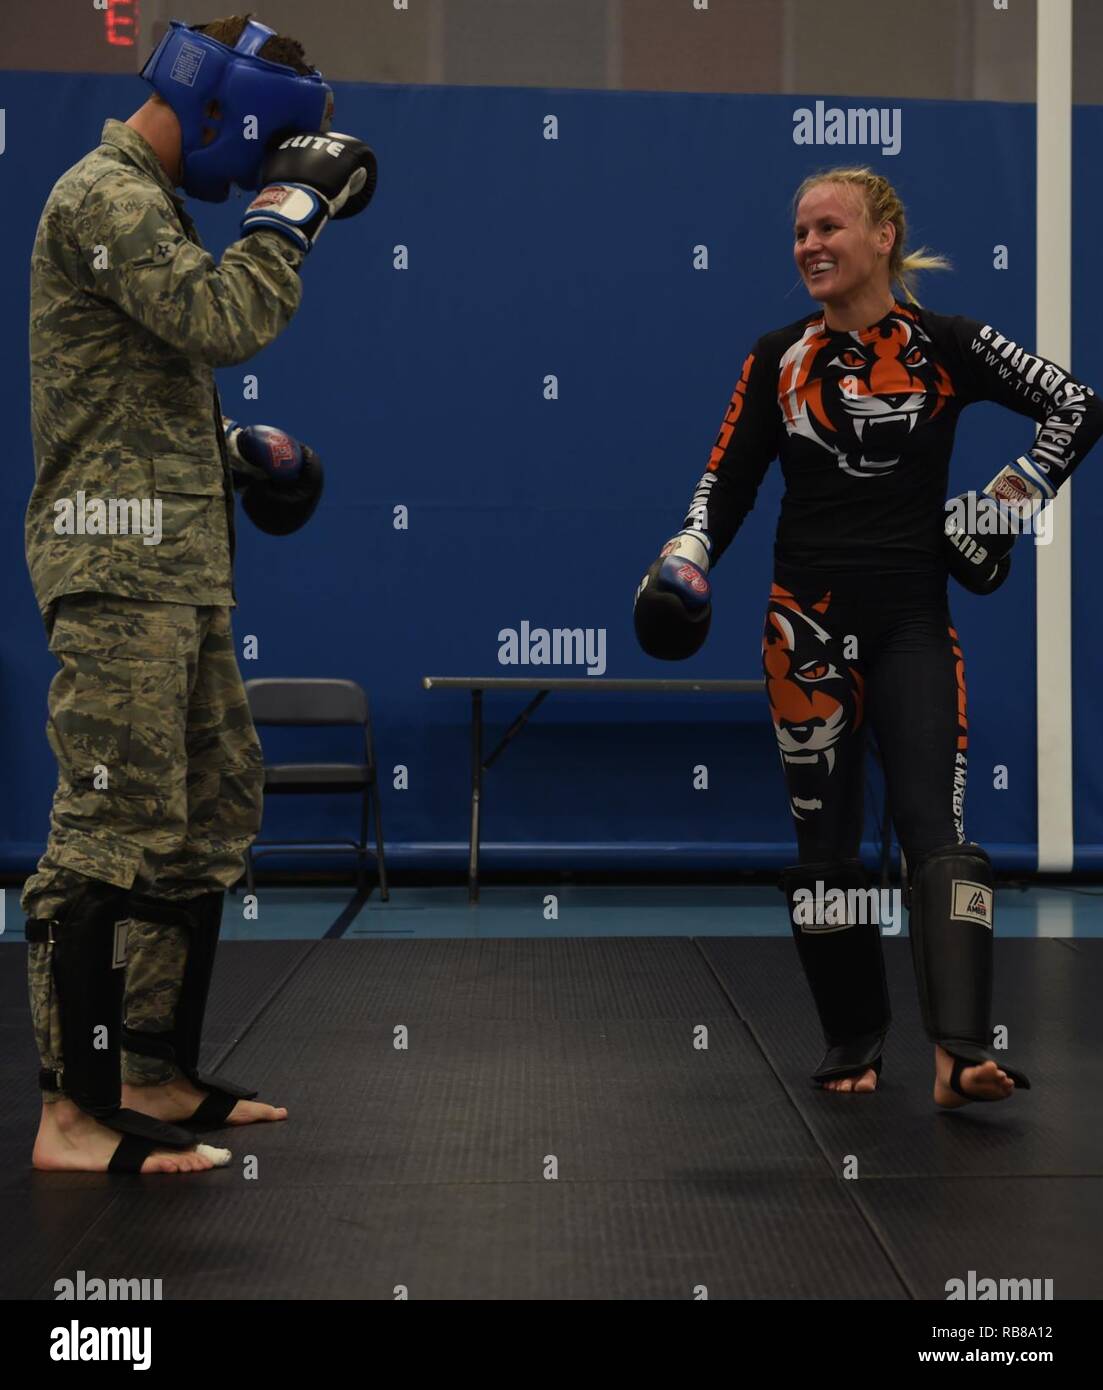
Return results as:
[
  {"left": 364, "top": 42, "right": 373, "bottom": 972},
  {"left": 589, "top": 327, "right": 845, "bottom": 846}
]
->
[
  {"left": 700, "top": 938, "right": 1103, "bottom": 1176},
  {"left": 855, "top": 1176, "right": 1102, "bottom": 1300},
  {"left": 2, "top": 937, "right": 1098, "bottom": 1300},
  {"left": 17, "top": 1179, "right": 904, "bottom": 1301}
]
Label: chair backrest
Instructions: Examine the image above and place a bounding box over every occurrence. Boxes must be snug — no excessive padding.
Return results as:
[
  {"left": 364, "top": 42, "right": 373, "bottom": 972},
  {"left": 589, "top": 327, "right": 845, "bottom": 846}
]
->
[{"left": 245, "top": 678, "right": 368, "bottom": 727}]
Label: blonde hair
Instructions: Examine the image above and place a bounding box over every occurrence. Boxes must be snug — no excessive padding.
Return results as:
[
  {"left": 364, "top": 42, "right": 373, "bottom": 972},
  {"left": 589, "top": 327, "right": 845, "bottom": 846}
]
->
[{"left": 792, "top": 166, "right": 950, "bottom": 305}]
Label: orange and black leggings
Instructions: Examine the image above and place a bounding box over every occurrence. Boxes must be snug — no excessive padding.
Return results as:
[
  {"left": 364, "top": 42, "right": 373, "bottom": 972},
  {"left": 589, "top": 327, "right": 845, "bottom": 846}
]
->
[{"left": 762, "top": 566, "right": 967, "bottom": 867}]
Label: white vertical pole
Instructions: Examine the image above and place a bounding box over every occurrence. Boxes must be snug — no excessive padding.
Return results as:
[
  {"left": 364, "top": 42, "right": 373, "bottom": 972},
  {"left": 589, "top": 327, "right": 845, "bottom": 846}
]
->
[
  {"left": 427, "top": 0, "right": 445, "bottom": 85},
  {"left": 781, "top": 0, "right": 797, "bottom": 93},
  {"left": 605, "top": 0, "right": 622, "bottom": 90},
  {"left": 1035, "top": 0, "right": 1074, "bottom": 871}
]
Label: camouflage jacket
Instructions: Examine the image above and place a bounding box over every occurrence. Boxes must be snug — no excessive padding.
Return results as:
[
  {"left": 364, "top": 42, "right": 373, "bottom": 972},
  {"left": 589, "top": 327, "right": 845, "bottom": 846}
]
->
[{"left": 26, "top": 119, "right": 306, "bottom": 621}]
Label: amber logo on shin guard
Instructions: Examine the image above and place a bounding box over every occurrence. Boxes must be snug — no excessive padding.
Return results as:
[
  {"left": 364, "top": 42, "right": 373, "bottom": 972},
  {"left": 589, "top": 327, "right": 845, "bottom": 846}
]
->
[
  {"left": 791, "top": 882, "right": 901, "bottom": 935},
  {"left": 950, "top": 880, "right": 993, "bottom": 927}
]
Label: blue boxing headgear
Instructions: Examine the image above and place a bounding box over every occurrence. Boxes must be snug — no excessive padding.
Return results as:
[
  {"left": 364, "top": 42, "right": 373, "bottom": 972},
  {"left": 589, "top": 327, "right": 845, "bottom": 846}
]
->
[{"left": 140, "top": 18, "right": 332, "bottom": 202}]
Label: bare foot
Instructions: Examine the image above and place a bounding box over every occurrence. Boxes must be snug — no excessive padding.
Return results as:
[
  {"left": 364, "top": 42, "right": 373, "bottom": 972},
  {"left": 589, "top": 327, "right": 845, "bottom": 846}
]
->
[
  {"left": 821, "top": 1068, "right": 878, "bottom": 1094},
  {"left": 32, "top": 1100, "right": 230, "bottom": 1174},
  {"left": 933, "top": 1044, "right": 1016, "bottom": 1108},
  {"left": 123, "top": 1078, "right": 287, "bottom": 1127}
]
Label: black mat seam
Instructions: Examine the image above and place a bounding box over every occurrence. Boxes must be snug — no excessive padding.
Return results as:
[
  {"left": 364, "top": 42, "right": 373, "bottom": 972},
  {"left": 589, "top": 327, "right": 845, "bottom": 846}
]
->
[
  {"left": 691, "top": 936, "right": 917, "bottom": 1300},
  {"left": 348, "top": 929, "right": 416, "bottom": 936},
  {"left": 839, "top": 1172, "right": 1103, "bottom": 1182},
  {"left": 323, "top": 888, "right": 372, "bottom": 939},
  {"left": 27, "top": 937, "right": 327, "bottom": 1300},
  {"left": 158, "top": 1175, "right": 950, "bottom": 1194},
  {"left": 188, "top": 896, "right": 378, "bottom": 1078},
  {"left": 203, "top": 940, "right": 330, "bottom": 1075},
  {"left": 222, "top": 1170, "right": 1103, "bottom": 1192},
  {"left": 27, "top": 1186, "right": 156, "bottom": 1302}
]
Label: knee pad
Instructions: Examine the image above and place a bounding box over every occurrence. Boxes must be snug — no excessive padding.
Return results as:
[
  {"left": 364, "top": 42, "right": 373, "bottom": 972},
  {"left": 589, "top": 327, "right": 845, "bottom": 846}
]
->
[
  {"left": 909, "top": 843, "right": 1030, "bottom": 1088},
  {"left": 782, "top": 859, "right": 891, "bottom": 1083}
]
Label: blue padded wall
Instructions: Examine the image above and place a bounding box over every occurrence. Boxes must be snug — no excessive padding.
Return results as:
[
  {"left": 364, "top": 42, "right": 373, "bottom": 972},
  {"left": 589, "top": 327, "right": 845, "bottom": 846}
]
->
[{"left": 0, "top": 74, "right": 1060, "bottom": 871}]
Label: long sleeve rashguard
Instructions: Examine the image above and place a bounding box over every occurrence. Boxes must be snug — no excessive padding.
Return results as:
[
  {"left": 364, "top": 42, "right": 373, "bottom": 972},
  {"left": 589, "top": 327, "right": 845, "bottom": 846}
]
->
[{"left": 681, "top": 301, "right": 1103, "bottom": 573}]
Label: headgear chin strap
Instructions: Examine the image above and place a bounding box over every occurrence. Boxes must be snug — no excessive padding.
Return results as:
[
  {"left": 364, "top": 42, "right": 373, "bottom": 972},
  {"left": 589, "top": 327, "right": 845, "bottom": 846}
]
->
[{"left": 140, "top": 18, "right": 332, "bottom": 203}]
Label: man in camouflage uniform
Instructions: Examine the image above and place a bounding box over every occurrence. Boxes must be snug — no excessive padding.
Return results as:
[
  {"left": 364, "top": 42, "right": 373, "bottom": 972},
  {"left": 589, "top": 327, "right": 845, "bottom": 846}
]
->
[{"left": 22, "top": 15, "right": 375, "bottom": 1174}]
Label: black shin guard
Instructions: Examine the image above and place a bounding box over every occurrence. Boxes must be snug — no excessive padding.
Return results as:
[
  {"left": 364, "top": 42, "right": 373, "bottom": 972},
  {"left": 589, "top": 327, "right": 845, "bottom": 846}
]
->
[
  {"left": 908, "top": 843, "right": 1030, "bottom": 1089},
  {"left": 782, "top": 860, "right": 891, "bottom": 1084},
  {"left": 26, "top": 881, "right": 194, "bottom": 1154},
  {"left": 122, "top": 891, "right": 256, "bottom": 1125}
]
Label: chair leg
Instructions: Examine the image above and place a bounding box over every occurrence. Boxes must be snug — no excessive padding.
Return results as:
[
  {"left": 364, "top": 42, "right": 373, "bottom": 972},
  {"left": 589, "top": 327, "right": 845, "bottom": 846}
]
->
[
  {"left": 357, "top": 789, "right": 368, "bottom": 896},
  {"left": 370, "top": 778, "right": 388, "bottom": 902}
]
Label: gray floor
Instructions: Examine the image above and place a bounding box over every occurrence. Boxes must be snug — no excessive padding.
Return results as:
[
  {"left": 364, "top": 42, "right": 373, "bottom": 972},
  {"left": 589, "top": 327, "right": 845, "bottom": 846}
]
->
[{"left": 1, "top": 887, "right": 1099, "bottom": 1300}]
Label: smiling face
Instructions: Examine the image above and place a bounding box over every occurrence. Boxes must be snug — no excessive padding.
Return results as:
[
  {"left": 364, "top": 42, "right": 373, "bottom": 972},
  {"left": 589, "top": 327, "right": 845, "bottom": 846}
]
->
[{"left": 794, "top": 182, "right": 895, "bottom": 307}]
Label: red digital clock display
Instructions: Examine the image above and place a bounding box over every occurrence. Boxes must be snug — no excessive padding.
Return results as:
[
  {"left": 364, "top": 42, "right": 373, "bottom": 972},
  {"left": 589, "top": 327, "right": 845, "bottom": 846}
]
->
[{"left": 104, "top": 0, "right": 139, "bottom": 48}]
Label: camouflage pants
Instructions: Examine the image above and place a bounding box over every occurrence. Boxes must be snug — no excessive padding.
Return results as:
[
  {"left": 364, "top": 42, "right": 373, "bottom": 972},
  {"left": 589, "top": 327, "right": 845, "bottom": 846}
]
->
[{"left": 22, "top": 594, "right": 264, "bottom": 1094}]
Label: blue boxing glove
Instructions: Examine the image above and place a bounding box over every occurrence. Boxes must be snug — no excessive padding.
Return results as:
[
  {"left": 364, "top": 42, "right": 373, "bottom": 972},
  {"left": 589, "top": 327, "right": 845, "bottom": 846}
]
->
[
  {"left": 223, "top": 419, "right": 323, "bottom": 536},
  {"left": 224, "top": 419, "right": 304, "bottom": 488},
  {"left": 634, "top": 530, "right": 713, "bottom": 660}
]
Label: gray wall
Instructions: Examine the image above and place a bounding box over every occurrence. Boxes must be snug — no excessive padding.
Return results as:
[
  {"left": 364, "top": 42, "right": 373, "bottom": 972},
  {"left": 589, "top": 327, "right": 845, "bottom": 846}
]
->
[{"left": 4, "top": 0, "right": 1100, "bottom": 103}]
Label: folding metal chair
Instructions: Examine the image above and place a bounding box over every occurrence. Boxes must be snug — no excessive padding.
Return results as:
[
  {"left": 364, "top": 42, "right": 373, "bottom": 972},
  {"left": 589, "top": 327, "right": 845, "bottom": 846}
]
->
[{"left": 244, "top": 678, "right": 389, "bottom": 899}]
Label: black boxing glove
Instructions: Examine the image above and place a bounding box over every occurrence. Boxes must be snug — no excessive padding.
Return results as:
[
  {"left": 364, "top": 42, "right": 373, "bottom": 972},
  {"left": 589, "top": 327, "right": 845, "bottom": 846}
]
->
[
  {"left": 634, "top": 531, "right": 713, "bottom": 660},
  {"left": 237, "top": 441, "right": 324, "bottom": 536},
  {"left": 944, "top": 493, "right": 1016, "bottom": 596},
  {"left": 241, "top": 131, "right": 378, "bottom": 254},
  {"left": 948, "top": 546, "right": 1011, "bottom": 596}
]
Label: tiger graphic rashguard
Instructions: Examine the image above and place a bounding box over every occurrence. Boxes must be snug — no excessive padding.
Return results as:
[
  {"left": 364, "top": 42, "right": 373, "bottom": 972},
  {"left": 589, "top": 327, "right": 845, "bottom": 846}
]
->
[{"left": 684, "top": 302, "right": 1099, "bottom": 575}]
